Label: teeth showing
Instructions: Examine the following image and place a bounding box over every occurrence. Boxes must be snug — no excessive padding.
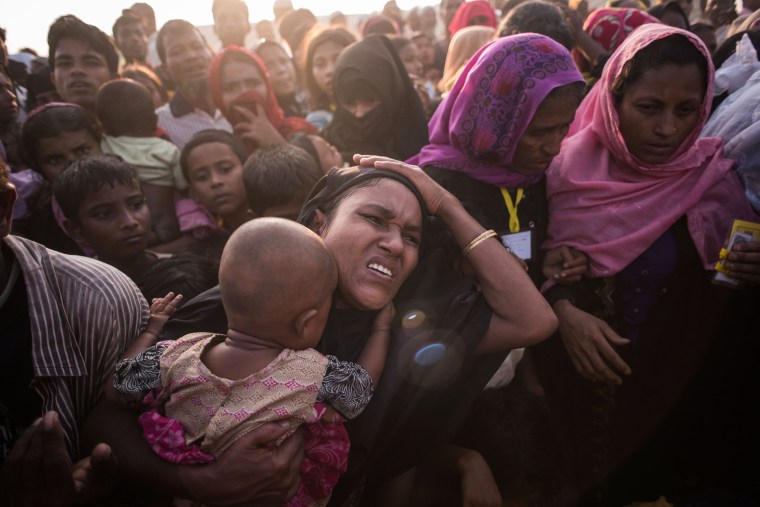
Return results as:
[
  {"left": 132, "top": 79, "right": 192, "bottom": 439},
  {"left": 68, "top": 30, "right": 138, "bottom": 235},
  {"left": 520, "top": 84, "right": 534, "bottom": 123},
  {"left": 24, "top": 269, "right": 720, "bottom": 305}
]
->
[{"left": 368, "top": 263, "right": 392, "bottom": 277}]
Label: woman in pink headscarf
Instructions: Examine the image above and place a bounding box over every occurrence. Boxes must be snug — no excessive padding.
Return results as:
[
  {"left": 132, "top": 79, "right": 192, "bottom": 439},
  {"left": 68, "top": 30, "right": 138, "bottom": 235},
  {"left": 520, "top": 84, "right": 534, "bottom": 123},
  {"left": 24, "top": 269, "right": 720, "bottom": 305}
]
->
[
  {"left": 540, "top": 24, "right": 760, "bottom": 503},
  {"left": 410, "top": 33, "right": 587, "bottom": 286}
]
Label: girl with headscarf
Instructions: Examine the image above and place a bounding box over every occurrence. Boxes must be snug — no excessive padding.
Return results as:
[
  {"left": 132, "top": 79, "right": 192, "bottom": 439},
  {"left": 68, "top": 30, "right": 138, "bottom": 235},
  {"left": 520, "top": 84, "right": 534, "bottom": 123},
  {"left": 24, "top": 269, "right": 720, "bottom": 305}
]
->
[
  {"left": 208, "top": 45, "right": 316, "bottom": 154},
  {"left": 448, "top": 0, "right": 498, "bottom": 36},
  {"left": 323, "top": 35, "right": 429, "bottom": 161},
  {"left": 541, "top": 24, "right": 760, "bottom": 503}
]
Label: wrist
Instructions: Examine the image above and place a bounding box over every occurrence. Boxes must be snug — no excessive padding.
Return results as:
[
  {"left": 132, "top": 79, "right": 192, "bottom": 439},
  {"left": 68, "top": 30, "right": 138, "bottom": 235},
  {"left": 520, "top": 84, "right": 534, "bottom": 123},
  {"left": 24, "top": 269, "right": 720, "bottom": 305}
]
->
[
  {"left": 178, "top": 464, "right": 212, "bottom": 502},
  {"left": 552, "top": 298, "right": 575, "bottom": 315}
]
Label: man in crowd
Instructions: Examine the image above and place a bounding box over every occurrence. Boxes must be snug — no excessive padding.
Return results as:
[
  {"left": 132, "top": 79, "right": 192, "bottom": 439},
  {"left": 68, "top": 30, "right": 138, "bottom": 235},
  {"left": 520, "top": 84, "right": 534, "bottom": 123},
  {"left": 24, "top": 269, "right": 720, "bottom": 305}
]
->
[
  {"left": 48, "top": 15, "right": 118, "bottom": 113},
  {"left": 113, "top": 13, "right": 149, "bottom": 65},
  {"left": 155, "top": 19, "right": 232, "bottom": 148}
]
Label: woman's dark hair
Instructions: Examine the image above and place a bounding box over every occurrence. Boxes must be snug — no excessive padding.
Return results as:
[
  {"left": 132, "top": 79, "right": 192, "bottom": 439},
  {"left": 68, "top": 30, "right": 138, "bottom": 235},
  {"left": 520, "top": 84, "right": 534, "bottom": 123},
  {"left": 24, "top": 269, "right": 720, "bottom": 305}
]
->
[
  {"left": 96, "top": 79, "right": 157, "bottom": 137},
  {"left": 52, "top": 155, "right": 139, "bottom": 223},
  {"left": 180, "top": 129, "right": 247, "bottom": 181},
  {"left": 497, "top": 1, "right": 575, "bottom": 51},
  {"left": 20, "top": 104, "right": 103, "bottom": 170},
  {"left": 137, "top": 253, "right": 220, "bottom": 304},
  {"left": 302, "top": 27, "right": 357, "bottom": 111},
  {"left": 243, "top": 143, "right": 321, "bottom": 216},
  {"left": 611, "top": 34, "right": 708, "bottom": 102}
]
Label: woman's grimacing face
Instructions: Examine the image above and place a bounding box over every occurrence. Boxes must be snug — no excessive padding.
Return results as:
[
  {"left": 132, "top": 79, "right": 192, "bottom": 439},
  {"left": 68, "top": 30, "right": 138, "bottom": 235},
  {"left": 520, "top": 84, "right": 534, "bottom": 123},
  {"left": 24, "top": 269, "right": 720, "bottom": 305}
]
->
[
  {"left": 315, "top": 179, "right": 423, "bottom": 310},
  {"left": 617, "top": 63, "right": 704, "bottom": 165},
  {"left": 509, "top": 89, "right": 581, "bottom": 177}
]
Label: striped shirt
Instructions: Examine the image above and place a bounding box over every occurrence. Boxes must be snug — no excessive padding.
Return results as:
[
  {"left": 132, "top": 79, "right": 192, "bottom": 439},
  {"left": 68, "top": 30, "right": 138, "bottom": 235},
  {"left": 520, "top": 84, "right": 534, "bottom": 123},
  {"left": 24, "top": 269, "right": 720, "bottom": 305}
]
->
[
  {"left": 3, "top": 235, "right": 148, "bottom": 459},
  {"left": 156, "top": 92, "right": 232, "bottom": 150}
]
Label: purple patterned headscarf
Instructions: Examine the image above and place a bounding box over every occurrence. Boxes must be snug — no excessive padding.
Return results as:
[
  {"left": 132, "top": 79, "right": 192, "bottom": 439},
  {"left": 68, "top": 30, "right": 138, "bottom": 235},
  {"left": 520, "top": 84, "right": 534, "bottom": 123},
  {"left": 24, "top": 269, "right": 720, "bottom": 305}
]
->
[{"left": 410, "top": 33, "right": 584, "bottom": 187}]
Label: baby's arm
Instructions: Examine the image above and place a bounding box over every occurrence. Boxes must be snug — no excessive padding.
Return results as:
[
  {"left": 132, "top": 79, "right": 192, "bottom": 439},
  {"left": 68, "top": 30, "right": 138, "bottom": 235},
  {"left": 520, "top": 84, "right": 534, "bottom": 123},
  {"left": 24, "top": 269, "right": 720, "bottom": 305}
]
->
[
  {"left": 318, "top": 303, "right": 394, "bottom": 421},
  {"left": 104, "top": 292, "right": 182, "bottom": 404},
  {"left": 357, "top": 302, "right": 394, "bottom": 385},
  {"left": 122, "top": 292, "right": 183, "bottom": 361}
]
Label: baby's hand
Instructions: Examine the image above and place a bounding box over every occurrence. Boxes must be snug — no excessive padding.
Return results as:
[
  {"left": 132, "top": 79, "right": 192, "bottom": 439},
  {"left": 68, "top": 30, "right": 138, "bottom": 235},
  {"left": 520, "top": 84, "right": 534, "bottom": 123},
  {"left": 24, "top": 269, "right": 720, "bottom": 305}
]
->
[
  {"left": 373, "top": 302, "right": 395, "bottom": 332},
  {"left": 145, "top": 292, "right": 183, "bottom": 337}
]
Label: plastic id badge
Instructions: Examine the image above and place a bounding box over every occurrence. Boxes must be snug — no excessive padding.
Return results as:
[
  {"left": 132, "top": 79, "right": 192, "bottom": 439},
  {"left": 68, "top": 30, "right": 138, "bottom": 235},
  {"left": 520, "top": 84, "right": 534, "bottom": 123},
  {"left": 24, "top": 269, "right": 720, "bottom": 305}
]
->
[
  {"left": 500, "top": 230, "right": 532, "bottom": 260},
  {"left": 713, "top": 219, "right": 760, "bottom": 287}
]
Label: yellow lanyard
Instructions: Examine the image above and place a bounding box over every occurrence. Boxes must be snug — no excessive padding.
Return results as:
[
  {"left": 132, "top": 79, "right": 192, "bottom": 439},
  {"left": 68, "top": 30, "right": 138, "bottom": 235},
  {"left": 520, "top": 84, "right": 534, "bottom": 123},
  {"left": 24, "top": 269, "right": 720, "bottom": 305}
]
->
[{"left": 500, "top": 187, "right": 524, "bottom": 233}]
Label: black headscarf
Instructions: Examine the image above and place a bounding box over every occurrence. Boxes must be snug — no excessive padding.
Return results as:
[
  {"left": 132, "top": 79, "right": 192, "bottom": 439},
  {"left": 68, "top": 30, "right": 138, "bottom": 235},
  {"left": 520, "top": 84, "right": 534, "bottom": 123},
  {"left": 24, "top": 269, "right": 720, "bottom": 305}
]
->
[{"left": 323, "top": 35, "right": 429, "bottom": 161}]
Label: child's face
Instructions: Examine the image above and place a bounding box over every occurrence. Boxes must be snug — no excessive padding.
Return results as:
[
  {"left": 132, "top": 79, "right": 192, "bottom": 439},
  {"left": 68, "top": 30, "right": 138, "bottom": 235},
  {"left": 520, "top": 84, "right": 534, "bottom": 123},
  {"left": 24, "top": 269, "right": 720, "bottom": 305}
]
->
[
  {"left": 69, "top": 179, "right": 151, "bottom": 261},
  {"left": 35, "top": 129, "right": 101, "bottom": 182},
  {"left": 186, "top": 142, "right": 248, "bottom": 219},
  {"left": 308, "top": 135, "right": 343, "bottom": 174}
]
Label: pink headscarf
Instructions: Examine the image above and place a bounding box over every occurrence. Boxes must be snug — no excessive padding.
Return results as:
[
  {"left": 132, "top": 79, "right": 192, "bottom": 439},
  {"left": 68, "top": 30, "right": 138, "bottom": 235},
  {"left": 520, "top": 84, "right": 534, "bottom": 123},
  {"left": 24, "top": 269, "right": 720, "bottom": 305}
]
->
[
  {"left": 409, "top": 34, "right": 584, "bottom": 187},
  {"left": 544, "top": 24, "right": 757, "bottom": 278},
  {"left": 448, "top": 1, "right": 497, "bottom": 36}
]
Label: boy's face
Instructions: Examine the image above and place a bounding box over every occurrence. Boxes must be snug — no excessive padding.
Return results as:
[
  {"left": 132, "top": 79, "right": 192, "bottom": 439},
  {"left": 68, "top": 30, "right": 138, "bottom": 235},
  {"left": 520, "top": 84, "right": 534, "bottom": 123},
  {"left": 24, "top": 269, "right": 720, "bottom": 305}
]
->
[
  {"left": 67, "top": 179, "right": 151, "bottom": 262},
  {"left": 52, "top": 37, "right": 114, "bottom": 111},
  {"left": 186, "top": 141, "right": 248, "bottom": 219}
]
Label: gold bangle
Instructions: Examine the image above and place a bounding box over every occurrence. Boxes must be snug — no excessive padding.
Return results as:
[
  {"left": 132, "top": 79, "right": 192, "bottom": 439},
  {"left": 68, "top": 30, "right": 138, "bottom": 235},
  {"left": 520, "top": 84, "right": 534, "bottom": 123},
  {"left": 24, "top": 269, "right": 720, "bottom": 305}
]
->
[{"left": 462, "top": 229, "right": 498, "bottom": 256}]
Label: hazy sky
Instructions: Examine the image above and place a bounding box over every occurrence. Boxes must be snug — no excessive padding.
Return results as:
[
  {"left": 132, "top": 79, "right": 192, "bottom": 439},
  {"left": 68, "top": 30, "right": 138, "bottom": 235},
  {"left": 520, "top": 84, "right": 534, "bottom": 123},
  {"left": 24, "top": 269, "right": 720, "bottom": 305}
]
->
[{"left": 2, "top": 0, "right": 438, "bottom": 56}]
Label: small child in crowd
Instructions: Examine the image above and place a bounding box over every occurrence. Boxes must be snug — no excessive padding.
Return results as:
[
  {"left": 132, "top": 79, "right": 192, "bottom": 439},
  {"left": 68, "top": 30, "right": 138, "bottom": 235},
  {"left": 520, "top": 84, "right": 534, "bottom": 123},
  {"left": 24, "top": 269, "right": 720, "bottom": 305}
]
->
[
  {"left": 111, "top": 218, "right": 393, "bottom": 506},
  {"left": 180, "top": 129, "right": 254, "bottom": 232},
  {"left": 96, "top": 79, "right": 184, "bottom": 244},
  {"left": 53, "top": 155, "right": 168, "bottom": 281},
  {"left": 244, "top": 143, "right": 322, "bottom": 220},
  {"left": 289, "top": 133, "right": 344, "bottom": 174},
  {"left": 12, "top": 103, "right": 102, "bottom": 255}
]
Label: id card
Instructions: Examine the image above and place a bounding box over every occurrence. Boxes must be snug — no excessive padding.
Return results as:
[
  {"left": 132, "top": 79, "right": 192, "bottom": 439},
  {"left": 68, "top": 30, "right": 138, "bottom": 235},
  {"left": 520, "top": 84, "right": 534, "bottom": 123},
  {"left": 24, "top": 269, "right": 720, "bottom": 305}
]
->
[
  {"left": 714, "top": 219, "right": 760, "bottom": 287},
  {"left": 500, "top": 230, "right": 532, "bottom": 260}
]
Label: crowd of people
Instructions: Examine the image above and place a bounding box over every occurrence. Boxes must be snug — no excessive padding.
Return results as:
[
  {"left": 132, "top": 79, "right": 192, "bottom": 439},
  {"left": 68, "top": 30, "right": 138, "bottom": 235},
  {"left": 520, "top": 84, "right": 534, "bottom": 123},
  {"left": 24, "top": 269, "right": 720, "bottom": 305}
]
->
[{"left": 1, "top": 0, "right": 759, "bottom": 505}]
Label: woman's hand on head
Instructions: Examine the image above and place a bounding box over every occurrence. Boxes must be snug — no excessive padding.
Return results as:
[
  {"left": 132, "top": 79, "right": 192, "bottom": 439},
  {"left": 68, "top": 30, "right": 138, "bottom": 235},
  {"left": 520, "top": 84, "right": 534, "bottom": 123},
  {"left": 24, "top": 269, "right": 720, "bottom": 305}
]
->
[
  {"left": 553, "top": 299, "right": 631, "bottom": 385},
  {"left": 542, "top": 246, "right": 588, "bottom": 284},
  {"left": 353, "top": 154, "right": 454, "bottom": 216},
  {"left": 725, "top": 241, "right": 760, "bottom": 286},
  {"left": 232, "top": 103, "right": 287, "bottom": 149}
]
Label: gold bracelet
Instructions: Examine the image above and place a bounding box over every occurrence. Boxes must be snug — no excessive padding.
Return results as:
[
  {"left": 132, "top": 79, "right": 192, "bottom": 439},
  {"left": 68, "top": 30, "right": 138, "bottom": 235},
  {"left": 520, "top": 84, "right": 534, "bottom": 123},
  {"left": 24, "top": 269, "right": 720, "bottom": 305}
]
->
[{"left": 462, "top": 229, "right": 498, "bottom": 256}]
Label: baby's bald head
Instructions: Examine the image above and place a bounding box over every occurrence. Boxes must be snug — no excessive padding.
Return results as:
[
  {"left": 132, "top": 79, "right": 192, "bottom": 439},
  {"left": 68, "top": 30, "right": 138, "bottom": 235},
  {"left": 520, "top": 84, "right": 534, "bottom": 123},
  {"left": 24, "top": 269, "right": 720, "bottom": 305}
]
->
[{"left": 219, "top": 217, "right": 337, "bottom": 340}]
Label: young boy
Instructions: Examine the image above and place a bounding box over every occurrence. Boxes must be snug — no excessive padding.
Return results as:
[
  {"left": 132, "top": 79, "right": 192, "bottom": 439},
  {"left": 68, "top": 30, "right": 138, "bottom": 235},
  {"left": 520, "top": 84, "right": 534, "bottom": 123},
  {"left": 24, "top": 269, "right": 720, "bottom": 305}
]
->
[
  {"left": 96, "top": 79, "right": 184, "bottom": 244},
  {"left": 180, "top": 129, "right": 254, "bottom": 232},
  {"left": 243, "top": 143, "right": 322, "bottom": 220},
  {"left": 52, "top": 154, "right": 166, "bottom": 281}
]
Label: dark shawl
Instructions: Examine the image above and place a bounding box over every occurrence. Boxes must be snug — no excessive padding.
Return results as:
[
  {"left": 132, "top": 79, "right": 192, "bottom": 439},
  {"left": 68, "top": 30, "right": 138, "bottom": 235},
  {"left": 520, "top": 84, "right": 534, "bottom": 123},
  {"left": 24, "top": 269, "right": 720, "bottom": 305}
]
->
[{"left": 322, "top": 35, "right": 429, "bottom": 161}]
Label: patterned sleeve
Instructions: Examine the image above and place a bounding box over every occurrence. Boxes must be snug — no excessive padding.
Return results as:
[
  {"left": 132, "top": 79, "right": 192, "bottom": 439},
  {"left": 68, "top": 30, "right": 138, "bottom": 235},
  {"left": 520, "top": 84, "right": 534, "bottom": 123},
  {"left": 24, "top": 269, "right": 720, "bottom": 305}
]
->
[
  {"left": 317, "top": 355, "right": 375, "bottom": 420},
  {"left": 112, "top": 342, "right": 170, "bottom": 403}
]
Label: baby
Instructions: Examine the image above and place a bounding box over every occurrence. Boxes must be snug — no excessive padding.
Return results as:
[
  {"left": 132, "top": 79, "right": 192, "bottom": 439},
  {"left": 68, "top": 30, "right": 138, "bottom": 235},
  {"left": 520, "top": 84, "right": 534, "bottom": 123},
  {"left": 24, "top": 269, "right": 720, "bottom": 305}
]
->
[{"left": 111, "top": 218, "right": 392, "bottom": 506}]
